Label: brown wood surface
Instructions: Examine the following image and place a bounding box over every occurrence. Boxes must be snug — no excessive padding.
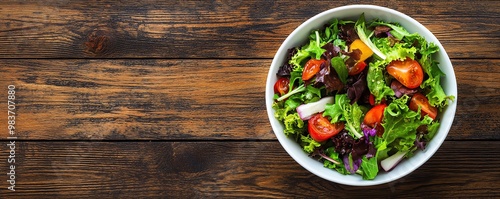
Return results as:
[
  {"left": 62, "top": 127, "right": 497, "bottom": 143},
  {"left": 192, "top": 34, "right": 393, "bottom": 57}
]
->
[
  {"left": 0, "top": 59, "right": 498, "bottom": 140},
  {"left": 1, "top": 141, "right": 499, "bottom": 198},
  {"left": 0, "top": 59, "right": 271, "bottom": 140},
  {"left": 0, "top": 1, "right": 498, "bottom": 59},
  {"left": 0, "top": 0, "right": 499, "bottom": 197}
]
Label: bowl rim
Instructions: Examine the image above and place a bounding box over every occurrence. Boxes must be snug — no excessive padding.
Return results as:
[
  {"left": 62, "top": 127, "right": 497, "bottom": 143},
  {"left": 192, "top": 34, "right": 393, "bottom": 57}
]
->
[{"left": 266, "top": 4, "right": 457, "bottom": 186}]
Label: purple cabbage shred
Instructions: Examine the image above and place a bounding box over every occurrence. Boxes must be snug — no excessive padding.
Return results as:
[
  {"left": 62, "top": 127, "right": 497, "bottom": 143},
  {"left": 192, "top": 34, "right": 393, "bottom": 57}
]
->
[{"left": 391, "top": 80, "right": 418, "bottom": 98}]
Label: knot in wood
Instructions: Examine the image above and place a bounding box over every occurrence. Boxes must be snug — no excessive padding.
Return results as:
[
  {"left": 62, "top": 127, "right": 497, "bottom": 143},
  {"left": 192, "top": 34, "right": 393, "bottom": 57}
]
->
[{"left": 85, "top": 29, "right": 112, "bottom": 55}]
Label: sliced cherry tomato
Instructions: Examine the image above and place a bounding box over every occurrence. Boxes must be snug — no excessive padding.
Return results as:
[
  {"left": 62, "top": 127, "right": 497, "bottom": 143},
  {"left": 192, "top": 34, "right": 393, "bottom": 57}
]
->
[
  {"left": 409, "top": 93, "right": 438, "bottom": 120},
  {"left": 348, "top": 61, "right": 367, "bottom": 76},
  {"left": 308, "top": 113, "right": 344, "bottom": 142},
  {"left": 302, "top": 59, "right": 326, "bottom": 81},
  {"left": 386, "top": 58, "right": 424, "bottom": 89},
  {"left": 349, "top": 39, "right": 373, "bottom": 62},
  {"left": 363, "top": 104, "right": 387, "bottom": 128},
  {"left": 369, "top": 94, "right": 376, "bottom": 106},
  {"left": 273, "top": 77, "right": 290, "bottom": 96}
]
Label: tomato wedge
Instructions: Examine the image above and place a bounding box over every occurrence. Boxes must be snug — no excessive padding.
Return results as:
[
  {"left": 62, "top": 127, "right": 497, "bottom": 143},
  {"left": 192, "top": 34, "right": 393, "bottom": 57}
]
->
[
  {"left": 363, "top": 104, "right": 387, "bottom": 128},
  {"left": 348, "top": 61, "right": 367, "bottom": 76},
  {"left": 302, "top": 59, "right": 326, "bottom": 81},
  {"left": 273, "top": 77, "right": 290, "bottom": 96},
  {"left": 308, "top": 113, "right": 344, "bottom": 142},
  {"left": 409, "top": 93, "right": 438, "bottom": 120},
  {"left": 369, "top": 94, "right": 376, "bottom": 106},
  {"left": 386, "top": 58, "right": 424, "bottom": 89}
]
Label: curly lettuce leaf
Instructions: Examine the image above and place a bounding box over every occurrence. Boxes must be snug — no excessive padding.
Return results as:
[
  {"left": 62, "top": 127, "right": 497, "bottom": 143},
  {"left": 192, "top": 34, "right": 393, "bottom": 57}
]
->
[
  {"left": 425, "top": 120, "right": 441, "bottom": 141},
  {"left": 344, "top": 102, "right": 364, "bottom": 139},
  {"left": 288, "top": 31, "right": 328, "bottom": 71},
  {"left": 422, "top": 75, "right": 450, "bottom": 108},
  {"left": 382, "top": 96, "right": 433, "bottom": 153},
  {"left": 367, "top": 60, "right": 395, "bottom": 103},
  {"left": 373, "top": 37, "right": 417, "bottom": 62},
  {"left": 324, "top": 147, "right": 349, "bottom": 175},
  {"left": 289, "top": 48, "right": 310, "bottom": 71},
  {"left": 323, "top": 94, "right": 363, "bottom": 138},
  {"left": 301, "top": 134, "right": 321, "bottom": 153},
  {"left": 272, "top": 101, "right": 306, "bottom": 137}
]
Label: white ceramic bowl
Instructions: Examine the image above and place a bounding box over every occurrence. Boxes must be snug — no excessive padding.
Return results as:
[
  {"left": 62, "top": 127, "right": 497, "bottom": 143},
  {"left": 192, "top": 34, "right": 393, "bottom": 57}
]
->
[{"left": 266, "top": 5, "right": 457, "bottom": 186}]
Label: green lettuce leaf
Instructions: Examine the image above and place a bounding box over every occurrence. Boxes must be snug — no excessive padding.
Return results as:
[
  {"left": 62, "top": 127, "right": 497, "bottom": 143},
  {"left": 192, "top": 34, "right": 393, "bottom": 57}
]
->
[
  {"left": 372, "top": 37, "right": 416, "bottom": 62},
  {"left": 289, "top": 31, "right": 328, "bottom": 71},
  {"left": 331, "top": 56, "right": 348, "bottom": 84},
  {"left": 343, "top": 102, "right": 364, "bottom": 139},
  {"left": 301, "top": 134, "right": 321, "bottom": 153},
  {"left": 272, "top": 102, "right": 306, "bottom": 137},
  {"left": 425, "top": 120, "right": 441, "bottom": 141},
  {"left": 355, "top": 13, "right": 386, "bottom": 60},
  {"left": 304, "top": 39, "right": 326, "bottom": 60},
  {"left": 382, "top": 96, "right": 433, "bottom": 152},
  {"left": 283, "top": 112, "right": 305, "bottom": 136},
  {"left": 374, "top": 136, "right": 390, "bottom": 162},
  {"left": 289, "top": 48, "right": 310, "bottom": 71},
  {"left": 323, "top": 94, "right": 363, "bottom": 138},
  {"left": 359, "top": 156, "right": 379, "bottom": 180},
  {"left": 370, "top": 20, "right": 411, "bottom": 40},
  {"left": 323, "top": 96, "right": 344, "bottom": 123},
  {"left": 367, "top": 60, "right": 395, "bottom": 103},
  {"left": 324, "top": 147, "right": 349, "bottom": 175},
  {"left": 289, "top": 70, "right": 303, "bottom": 90}
]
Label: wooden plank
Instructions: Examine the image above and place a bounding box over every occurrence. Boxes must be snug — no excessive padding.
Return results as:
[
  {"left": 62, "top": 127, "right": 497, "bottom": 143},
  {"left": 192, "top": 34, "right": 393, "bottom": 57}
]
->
[
  {"left": 0, "top": 59, "right": 271, "bottom": 140},
  {"left": 452, "top": 58, "right": 500, "bottom": 139},
  {"left": 0, "top": 0, "right": 497, "bottom": 59},
  {"left": 0, "top": 59, "right": 498, "bottom": 140},
  {"left": 0, "top": 141, "right": 498, "bottom": 197}
]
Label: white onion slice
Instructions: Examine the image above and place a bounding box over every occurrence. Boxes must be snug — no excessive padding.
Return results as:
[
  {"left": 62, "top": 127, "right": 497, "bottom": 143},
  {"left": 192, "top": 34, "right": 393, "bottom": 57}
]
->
[
  {"left": 381, "top": 151, "right": 408, "bottom": 172},
  {"left": 296, "top": 96, "right": 334, "bottom": 120}
]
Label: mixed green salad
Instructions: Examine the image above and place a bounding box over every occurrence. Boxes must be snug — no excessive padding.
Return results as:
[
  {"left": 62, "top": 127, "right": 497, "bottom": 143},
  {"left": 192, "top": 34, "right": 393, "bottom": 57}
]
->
[{"left": 272, "top": 14, "right": 453, "bottom": 180}]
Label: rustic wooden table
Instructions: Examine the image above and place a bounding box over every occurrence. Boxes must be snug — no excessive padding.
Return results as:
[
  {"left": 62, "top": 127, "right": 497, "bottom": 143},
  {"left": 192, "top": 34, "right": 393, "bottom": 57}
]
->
[{"left": 0, "top": 0, "right": 499, "bottom": 198}]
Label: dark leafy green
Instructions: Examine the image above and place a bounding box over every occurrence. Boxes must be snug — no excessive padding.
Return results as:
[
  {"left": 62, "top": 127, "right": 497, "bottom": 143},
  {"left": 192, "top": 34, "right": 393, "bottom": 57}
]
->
[{"left": 331, "top": 56, "right": 348, "bottom": 84}]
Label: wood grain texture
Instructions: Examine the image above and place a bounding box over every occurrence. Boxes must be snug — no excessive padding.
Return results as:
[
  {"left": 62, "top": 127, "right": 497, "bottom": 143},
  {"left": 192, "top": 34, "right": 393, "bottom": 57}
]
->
[
  {"left": 0, "top": 59, "right": 498, "bottom": 140},
  {"left": 0, "top": 59, "right": 271, "bottom": 140},
  {"left": 0, "top": 0, "right": 498, "bottom": 59},
  {"left": 0, "top": 141, "right": 498, "bottom": 198}
]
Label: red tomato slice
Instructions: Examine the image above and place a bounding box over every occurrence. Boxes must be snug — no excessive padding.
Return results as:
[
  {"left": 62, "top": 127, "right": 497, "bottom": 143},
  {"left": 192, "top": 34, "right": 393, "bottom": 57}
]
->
[
  {"left": 302, "top": 59, "right": 326, "bottom": 81},
  {"left": 348, "top": 61, "right": 367, "bottom": 76},
  {"left": 386, "top": 58, "right": 424, "bottom": 89},
  {"left": 369, "top": 94, "right": 376, "bottom": 106},
  {"left": 363, "top": 104, "right": 387, "bottom": 128},
  {"left": 308, "top": 113, "right": 344, "bottom": 142},
  {"left": 409, "top": 93, "right": 438, "bottom": 120},
  {"left": 273, "top": 77, "right": 290, "bottom": 96}
]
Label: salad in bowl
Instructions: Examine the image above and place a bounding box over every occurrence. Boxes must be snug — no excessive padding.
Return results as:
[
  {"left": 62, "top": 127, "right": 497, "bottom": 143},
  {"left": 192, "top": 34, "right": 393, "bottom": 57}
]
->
[{"left": 266, "top": 5, "right": 457, "bottom": 185}]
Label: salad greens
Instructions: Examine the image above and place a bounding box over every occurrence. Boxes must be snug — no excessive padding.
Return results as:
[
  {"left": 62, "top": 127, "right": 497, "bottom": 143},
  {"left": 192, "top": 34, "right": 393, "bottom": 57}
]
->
[
  {"left": 323, "top": 94, "right": 363, "bottom": 139},
  {"left": 272, "top": 13, "right": 453, "bottom": 180}
]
